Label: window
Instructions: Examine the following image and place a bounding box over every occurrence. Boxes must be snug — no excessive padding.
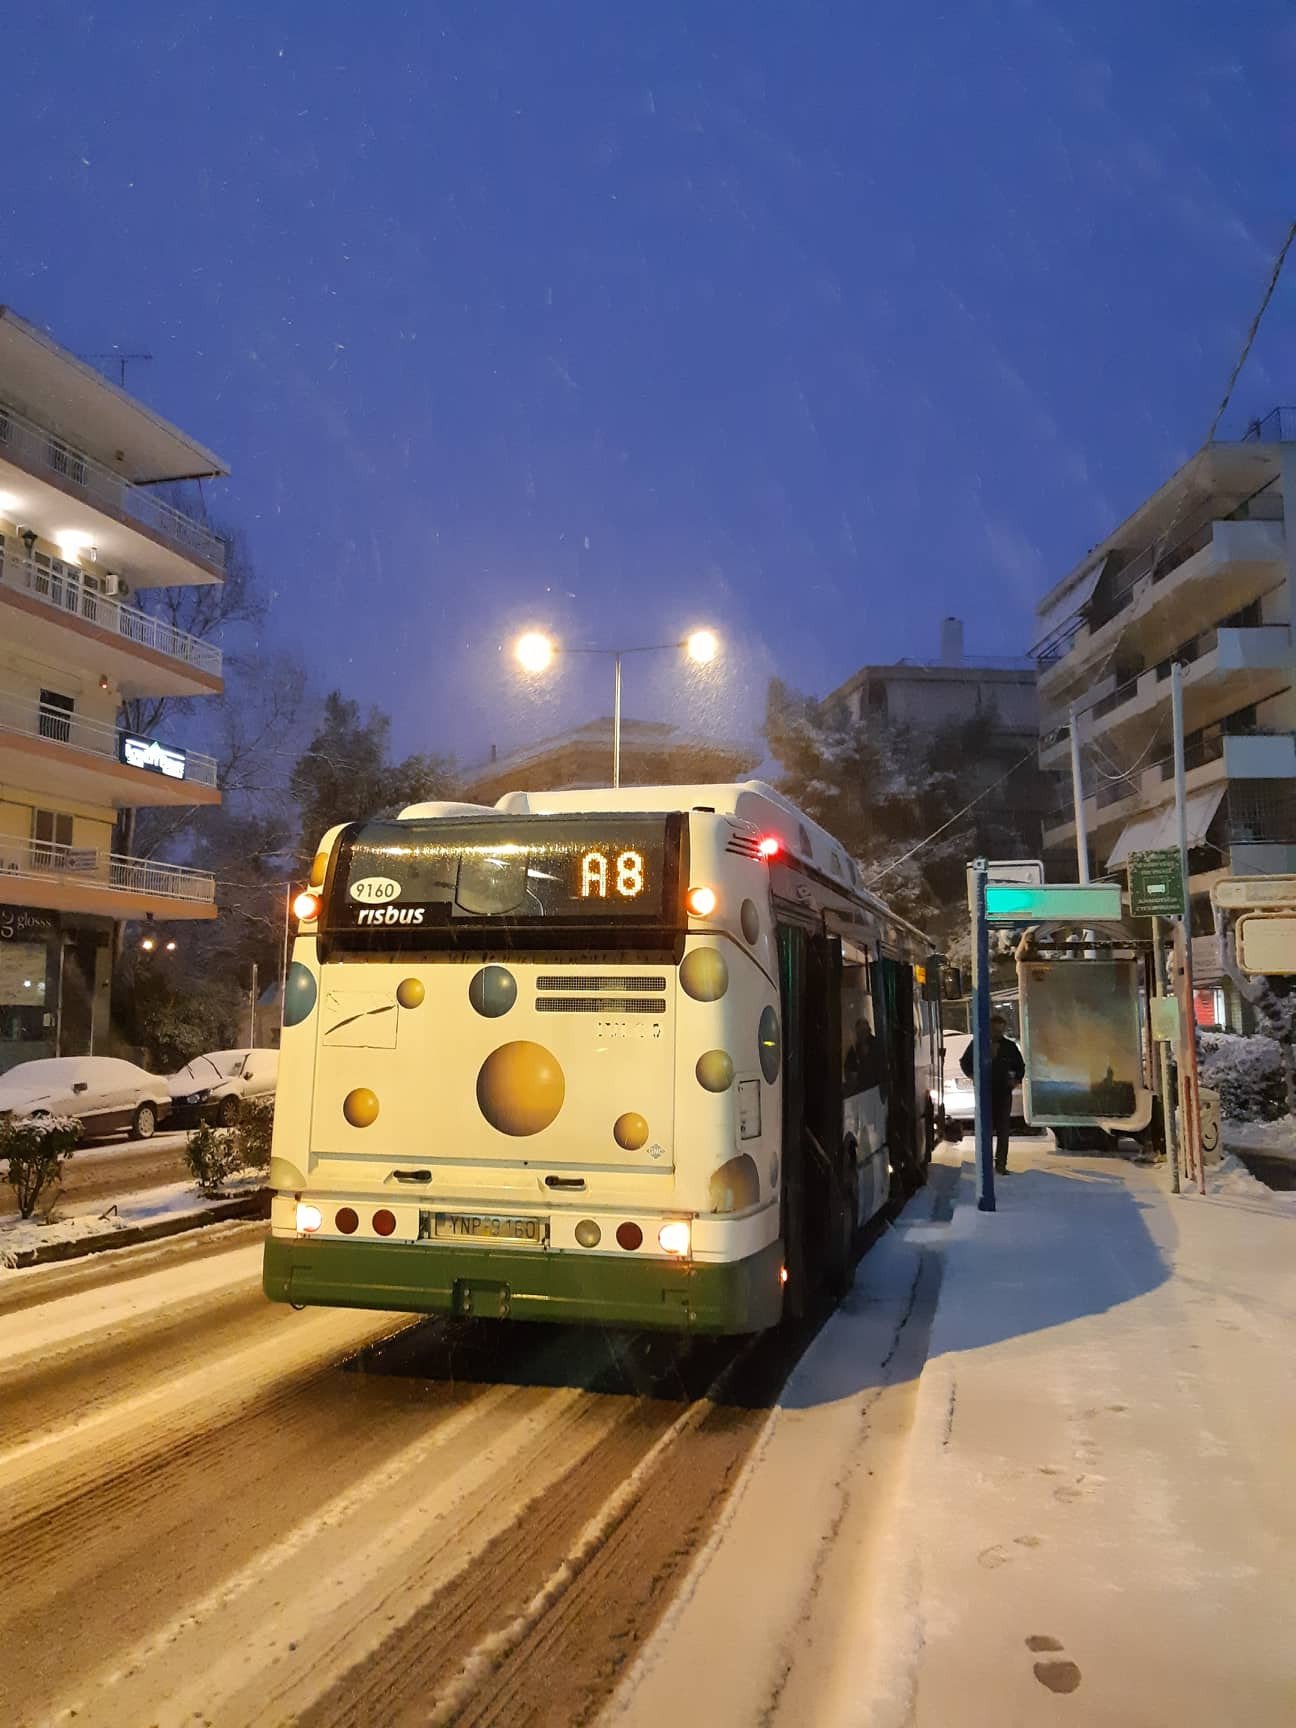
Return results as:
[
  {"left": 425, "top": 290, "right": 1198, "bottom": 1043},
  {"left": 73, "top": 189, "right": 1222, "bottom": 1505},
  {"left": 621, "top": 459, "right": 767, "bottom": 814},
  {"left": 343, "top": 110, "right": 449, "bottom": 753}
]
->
[
  {"left": 39, "top": 689, "right": 74, "bottom": 744},
  {"left": 32, "top": 809, "right": 74, "bottom": 865},
  {"left": 842, "top": 961, "right": 884, "bottom": 1096}
]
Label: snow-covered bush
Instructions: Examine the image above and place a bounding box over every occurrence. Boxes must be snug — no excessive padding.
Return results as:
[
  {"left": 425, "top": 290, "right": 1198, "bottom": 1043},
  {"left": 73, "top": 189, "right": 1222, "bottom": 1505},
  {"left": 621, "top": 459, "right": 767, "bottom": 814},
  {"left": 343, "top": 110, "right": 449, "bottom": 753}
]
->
[
  {"left": 185, "top": 1121, "right": 245, "bottom": 1196},
  {"left": 1, "top": 1114, "right": 82, "bottom": 1219},
  {"left": 1198, "top": 1032, "right": 1286, "bottom": 1123},
  {"left": 185, "top": 1097, "right": 274, "bottom": 1196}
]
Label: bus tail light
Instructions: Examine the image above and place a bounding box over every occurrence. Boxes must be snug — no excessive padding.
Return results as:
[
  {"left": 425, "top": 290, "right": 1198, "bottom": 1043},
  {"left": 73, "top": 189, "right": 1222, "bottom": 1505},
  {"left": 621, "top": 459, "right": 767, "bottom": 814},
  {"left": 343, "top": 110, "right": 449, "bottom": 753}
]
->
[
  {"left": 658, "top": 1221, "right": 690, "bottom": 1256},
  {"left": 616, "top": 1221, "right": 643, "bottom": 1251},
  {"left": 758, "top": 836, "right": 781, "bottom": 859},
  {"left": 335, "top": 1207, "right": 359, "bottom": 1235},
  {"left": 373, "top": 1209, "right": 397, "bottom": 1237},
  {"left": 686, "top": 885, "right": 717, "bottom": 917},
  {"left": 295, "top": 1203, "right": 322, "bottom": 1234},
  {"left": 293, "top": 890, "right": 321, "bottom": 923}
]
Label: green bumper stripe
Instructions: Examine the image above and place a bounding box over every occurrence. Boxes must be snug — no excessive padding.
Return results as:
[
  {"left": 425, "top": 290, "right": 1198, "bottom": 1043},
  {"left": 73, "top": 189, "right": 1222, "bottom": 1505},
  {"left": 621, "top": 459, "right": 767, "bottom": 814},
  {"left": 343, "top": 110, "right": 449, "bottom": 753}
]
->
[{"left": 263, "top": 1234, "right": 785, "bottom": 1334}]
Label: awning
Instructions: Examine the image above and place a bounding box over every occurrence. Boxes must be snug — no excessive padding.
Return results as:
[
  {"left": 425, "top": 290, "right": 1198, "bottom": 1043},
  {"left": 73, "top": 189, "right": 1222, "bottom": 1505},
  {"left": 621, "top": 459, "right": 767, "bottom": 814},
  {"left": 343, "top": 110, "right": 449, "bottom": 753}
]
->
[
  {"left": 1105, "top": 784, "right": 1226, "bottom": 870},
  {"left": 1031, "top": 555, "right": 1107, "bottom": 657}
]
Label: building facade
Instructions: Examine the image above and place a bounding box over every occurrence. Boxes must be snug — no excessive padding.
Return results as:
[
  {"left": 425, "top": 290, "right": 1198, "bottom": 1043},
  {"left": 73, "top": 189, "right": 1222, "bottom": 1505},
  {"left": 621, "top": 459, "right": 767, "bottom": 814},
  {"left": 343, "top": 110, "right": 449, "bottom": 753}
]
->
[
  {"left": 827, "top": 617, "right": 1053, "bottom": 863},
  {"left": 1033, "top": 410, "right": 1296, "bottom": 1029},
  {"left": 0, "top": 308, "right": 226, "bottom": 1072},
  {"left": 460, "top": 717, "right": 760, "bottom": 804}
]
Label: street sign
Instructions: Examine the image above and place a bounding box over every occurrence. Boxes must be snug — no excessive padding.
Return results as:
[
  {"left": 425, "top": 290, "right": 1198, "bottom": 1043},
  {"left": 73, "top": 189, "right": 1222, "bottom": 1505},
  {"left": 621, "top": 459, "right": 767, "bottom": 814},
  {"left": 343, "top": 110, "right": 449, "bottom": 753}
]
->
[
  {"left": 1212, "top": 875, "right": 1296, "bottom": 911},
  {"left": 1235, "top": 913, "right": 1296, "bottom": 975},
  {"left": 1128, "top": 847, "right": 1184, "bottom": 918},
  {"left": 985, "top": 882, "right": 1123, "bottom": 923},
  {"left": 967, "top": 858, "right": 1043, "bottom": 911}
]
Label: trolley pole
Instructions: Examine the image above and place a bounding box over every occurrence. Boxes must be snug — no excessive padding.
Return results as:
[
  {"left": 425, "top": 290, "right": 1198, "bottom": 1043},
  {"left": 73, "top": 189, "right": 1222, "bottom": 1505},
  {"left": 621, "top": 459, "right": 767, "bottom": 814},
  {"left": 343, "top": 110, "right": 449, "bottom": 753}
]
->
[
  {"left": 970, "top": 858, "right": 996, "bottom": 1212},
  {"left": 611, "top": 651, "right": 623, "bottom": 789},
  {"left": 1151, "top": 914, "right": 1180, "bottom": 1194}
]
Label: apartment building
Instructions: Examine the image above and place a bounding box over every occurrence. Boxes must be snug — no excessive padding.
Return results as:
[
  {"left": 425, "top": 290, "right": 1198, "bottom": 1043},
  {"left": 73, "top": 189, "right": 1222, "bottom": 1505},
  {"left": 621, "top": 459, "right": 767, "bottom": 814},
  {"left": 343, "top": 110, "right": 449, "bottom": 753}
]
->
[
  {"left": 1033, "top": 408, "right": 1296, "bottom": 1028},
  {"left": 0, "top": 308, "right": 226, "bottom": 1071},
  {"left": 827, "top": 617, "right": 1054, "bottom": 860}
]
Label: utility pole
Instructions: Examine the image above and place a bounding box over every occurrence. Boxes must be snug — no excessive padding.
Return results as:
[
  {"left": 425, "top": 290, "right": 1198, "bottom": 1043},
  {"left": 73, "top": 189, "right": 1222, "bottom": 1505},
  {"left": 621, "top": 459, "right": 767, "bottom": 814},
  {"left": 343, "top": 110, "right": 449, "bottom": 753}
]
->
[
  {"left": 1151, "top": 914, "right": 1180, "bottom": 1193},
  {"left": 1069, "top": 700, "right": 1089, "bottom": 883},
  {"left": 612, "top": 651, "right": 623, "bottom": 789},
  {"left": 1171, "top": 661, "right": 1205, "bottom": 1193},
  {"left": 249, "top": 960, "right": 259, "bottom": 1049},
  {"left": 970, "top": 858, "right": 996, "bottom": 1212}
]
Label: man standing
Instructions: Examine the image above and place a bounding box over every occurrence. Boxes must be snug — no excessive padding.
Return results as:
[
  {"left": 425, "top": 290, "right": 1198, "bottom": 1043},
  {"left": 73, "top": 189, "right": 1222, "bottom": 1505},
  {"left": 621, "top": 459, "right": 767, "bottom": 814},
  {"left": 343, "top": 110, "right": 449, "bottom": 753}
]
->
[{"left": 961, "top": 1013, "right": 1026, "bottom": 1174}]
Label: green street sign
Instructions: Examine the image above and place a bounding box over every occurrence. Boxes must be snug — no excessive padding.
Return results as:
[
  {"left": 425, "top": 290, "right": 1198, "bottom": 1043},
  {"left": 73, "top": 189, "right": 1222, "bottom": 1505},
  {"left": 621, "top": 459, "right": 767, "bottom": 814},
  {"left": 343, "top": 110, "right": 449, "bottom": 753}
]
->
[
  {"left": 984, "top": 883, "right": 1123, "bottom": 923},
  {"left": 1128, "top": 847, "right": 1184, "bottom": 918}
]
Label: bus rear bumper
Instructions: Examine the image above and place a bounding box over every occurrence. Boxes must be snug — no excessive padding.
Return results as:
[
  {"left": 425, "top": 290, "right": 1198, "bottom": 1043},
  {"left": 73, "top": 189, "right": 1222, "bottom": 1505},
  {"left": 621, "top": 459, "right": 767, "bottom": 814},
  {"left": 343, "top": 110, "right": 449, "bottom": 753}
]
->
[{"left": 263, "top": 1234, "right": 785, "bottom": 1334}]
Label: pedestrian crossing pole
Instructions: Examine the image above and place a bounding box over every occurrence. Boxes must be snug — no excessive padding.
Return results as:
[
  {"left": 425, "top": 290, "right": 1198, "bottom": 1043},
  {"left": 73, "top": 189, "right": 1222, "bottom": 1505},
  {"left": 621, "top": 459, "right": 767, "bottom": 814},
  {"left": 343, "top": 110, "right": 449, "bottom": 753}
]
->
[{"left": 970, "top": 857, "right": 996, "bottom": 1212}]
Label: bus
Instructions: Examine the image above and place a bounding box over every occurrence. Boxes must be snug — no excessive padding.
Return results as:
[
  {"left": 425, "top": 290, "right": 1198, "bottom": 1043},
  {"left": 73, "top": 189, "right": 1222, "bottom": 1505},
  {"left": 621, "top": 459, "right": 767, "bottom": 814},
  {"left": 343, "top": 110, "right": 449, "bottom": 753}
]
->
[{"left": 263, "top": 781, "right": 942, "bottom": 1333}]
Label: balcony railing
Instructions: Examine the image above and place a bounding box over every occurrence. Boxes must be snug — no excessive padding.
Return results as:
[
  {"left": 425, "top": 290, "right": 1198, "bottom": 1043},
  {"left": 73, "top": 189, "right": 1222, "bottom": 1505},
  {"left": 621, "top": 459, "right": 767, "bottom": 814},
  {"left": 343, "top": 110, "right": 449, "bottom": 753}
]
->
[
  {"left": 0, "top": 835, "right": 216, "bottom": 904},
  {"left": 0, "top": 688, "right": 219, "bottom": 788},
  {"left": 0, "top": 397, "right": 225, "bottom": 569},
  {"left": 0, "top": 539, "right": 222, "bottom": 677}
]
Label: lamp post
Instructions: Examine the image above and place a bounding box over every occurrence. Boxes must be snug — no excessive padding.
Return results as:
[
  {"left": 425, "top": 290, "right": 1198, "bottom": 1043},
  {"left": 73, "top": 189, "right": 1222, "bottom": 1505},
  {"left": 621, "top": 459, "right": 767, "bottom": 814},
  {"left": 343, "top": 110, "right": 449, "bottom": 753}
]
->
[{"left": 513, "top": 628, "right": 720, "bottom": 789}]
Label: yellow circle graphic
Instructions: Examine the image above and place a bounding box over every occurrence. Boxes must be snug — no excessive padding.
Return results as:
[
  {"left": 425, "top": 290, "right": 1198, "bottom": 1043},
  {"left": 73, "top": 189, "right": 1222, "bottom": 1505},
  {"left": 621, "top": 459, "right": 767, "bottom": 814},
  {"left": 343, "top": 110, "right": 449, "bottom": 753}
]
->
[
  {"left": 680, "top": 947, "right": 729, "bottom": 1002},
  {"left": 613, "top": 1111, "right": 650, "bottom": 1151},
  {"left": 396, "top": 977, "right": 425, "bottom": 1009},
  {"left": 476, "top": 1041, "right": 566, "bottom": 1136},
  {"left": 696, "top": 1050, "right": 735, "bottom": 1093},
  {"left": 343, "top": 1087, "right": 380, "bottom": 1128}
]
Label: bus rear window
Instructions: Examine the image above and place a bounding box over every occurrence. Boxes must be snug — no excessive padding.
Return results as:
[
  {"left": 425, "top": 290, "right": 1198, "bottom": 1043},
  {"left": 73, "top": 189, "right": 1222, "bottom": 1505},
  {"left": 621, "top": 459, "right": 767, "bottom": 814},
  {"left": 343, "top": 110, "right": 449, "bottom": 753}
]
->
[{"left": 322, "top": 813, "right": 683, "bottom": 946}]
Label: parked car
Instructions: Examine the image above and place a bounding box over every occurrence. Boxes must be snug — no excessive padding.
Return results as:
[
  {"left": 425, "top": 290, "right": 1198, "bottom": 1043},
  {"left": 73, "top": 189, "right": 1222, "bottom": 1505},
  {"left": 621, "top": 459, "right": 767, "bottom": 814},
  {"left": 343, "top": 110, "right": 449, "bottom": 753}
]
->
[
  {"left": 0, "top": 1056, "right": 171, "bottom": 1140},
  {"left": 167, "top": 1048, "right": 279, "bottom": 1128},
  {"left": 942, "top": 1031, "right": 1027, "bottom": 1132}
]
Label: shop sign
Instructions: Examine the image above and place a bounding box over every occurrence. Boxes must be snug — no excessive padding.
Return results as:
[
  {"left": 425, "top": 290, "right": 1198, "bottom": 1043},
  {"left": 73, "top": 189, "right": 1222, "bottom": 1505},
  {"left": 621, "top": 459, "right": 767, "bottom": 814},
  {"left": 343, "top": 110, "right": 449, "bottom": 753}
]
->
[{"left": 1, "top": 905, "right": 60, "bottom": 941}]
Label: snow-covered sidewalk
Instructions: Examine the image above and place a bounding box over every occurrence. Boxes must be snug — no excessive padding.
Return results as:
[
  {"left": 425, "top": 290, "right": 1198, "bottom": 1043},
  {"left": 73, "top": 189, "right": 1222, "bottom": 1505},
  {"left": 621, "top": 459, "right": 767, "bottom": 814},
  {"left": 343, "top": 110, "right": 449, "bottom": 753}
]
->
[
  {"left": 0, "top": 1173, "right": 265, "bottom": 1268},
  {"left": 610, "top": 1140, "right": 1296, "bottom": 1727}
]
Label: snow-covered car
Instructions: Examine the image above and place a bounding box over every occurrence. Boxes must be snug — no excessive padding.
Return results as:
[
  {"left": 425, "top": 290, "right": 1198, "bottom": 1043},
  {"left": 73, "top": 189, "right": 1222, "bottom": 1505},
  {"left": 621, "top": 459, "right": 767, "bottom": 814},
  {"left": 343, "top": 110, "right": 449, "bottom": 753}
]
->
[
  {"left": 167, "top": 1048, "right": 279, "bottom": 1128},
  {"left": 0, "top": 1056, "right": 172, "bottom": 1140},
  {"left": 942, "top": 1032, "right": 1025, "bottom": 1129}
]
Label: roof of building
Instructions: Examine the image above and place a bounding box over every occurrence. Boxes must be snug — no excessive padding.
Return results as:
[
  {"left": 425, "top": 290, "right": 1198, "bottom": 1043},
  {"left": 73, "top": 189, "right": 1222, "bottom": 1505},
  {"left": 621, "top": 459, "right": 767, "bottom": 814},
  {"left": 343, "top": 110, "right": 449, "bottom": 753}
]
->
[
  {"left": 0, "top": 307, "right": 229, "bottom": 482},
  {"left": 460, "top": 715, "right": 760, "bottom": 800}
]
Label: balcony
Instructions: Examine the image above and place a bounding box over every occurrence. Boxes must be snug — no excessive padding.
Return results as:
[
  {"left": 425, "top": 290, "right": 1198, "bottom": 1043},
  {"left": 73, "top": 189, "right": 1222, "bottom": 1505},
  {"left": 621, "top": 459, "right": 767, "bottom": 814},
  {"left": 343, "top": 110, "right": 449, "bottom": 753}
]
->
[
  {"left": 0, "top": 538, "right": 222, "bottom": 697},
  {"left": 0, "top": 835, "right": 216, "bottom": 921},
  {"left": 0, "top": 688, "right": 219, "bottom": 809},
  {"left": 0, "top": 397, "right": 224, "bottom": 579}
]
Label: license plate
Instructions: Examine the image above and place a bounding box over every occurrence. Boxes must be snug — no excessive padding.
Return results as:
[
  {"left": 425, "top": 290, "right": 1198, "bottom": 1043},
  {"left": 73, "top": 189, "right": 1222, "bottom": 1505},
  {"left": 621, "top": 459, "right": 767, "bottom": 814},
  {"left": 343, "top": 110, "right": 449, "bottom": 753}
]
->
[{"left": 432, "top": 1212, "right": 547, "bottom": 1247}]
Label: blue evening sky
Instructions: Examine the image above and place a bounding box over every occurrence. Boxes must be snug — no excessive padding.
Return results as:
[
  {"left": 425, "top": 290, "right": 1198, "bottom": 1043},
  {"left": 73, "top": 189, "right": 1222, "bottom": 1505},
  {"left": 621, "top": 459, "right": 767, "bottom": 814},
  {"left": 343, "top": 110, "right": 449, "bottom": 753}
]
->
[{"left": 4, "top": 1, "right": 1292, "bottom": 769}]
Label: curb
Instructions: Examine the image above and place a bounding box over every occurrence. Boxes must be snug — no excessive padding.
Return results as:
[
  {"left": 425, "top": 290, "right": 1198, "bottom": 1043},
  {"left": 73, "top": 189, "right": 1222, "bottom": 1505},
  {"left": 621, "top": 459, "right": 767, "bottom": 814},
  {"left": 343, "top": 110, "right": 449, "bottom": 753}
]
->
[{"left": 4, "top": 1189, "right": 270, "bottom": 1270}]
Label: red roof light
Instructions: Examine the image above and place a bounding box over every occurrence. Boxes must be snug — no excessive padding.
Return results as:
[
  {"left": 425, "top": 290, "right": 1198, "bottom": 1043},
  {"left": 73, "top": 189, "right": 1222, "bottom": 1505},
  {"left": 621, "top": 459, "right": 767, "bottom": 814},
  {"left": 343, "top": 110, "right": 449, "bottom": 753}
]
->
[{"left": 758, "top": 836, "right": 782, "bottom": 859}]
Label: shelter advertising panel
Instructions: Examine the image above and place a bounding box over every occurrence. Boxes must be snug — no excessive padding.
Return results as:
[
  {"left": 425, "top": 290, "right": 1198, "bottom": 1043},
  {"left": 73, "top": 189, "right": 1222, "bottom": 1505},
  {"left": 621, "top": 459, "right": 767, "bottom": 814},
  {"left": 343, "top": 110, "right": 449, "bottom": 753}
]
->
[{"left": 1018, "top": 959, "right": 1150, "bottom": 1128}]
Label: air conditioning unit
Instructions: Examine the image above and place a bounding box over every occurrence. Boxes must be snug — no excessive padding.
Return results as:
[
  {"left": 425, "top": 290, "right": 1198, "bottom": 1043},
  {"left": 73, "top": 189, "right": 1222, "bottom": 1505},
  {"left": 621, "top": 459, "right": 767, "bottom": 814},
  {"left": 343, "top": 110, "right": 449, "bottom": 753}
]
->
[{"left": 101, "top": 572, "right": 129, "bottom": 597}]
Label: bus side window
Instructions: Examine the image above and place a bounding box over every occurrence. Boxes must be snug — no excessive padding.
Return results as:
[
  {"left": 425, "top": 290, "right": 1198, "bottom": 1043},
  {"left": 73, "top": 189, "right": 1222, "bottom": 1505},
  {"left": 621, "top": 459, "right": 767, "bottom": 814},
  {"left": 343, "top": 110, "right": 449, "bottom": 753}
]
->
[{"left": 842, "top": 963, "right": 884, "bottom": 1097}]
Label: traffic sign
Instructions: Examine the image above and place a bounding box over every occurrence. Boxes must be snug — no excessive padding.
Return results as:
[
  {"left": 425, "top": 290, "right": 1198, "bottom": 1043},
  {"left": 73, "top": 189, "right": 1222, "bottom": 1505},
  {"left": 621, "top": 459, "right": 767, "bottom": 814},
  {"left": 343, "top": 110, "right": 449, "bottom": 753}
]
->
[
  {"left": 1212, "top": 875, "right": 1296, "bottom": 911},
  {"left": 967, "top": 858, "right": 1044, "bottom": 911},
  {"left": 984, "top": 882, "right": 1123, "bottom": 923},
  {"left": 1236, "top": 913, "right": 1296, "bottom": 975},
  {"left": 1128, "top": 847, "right": 1184, "bottom": 917}
]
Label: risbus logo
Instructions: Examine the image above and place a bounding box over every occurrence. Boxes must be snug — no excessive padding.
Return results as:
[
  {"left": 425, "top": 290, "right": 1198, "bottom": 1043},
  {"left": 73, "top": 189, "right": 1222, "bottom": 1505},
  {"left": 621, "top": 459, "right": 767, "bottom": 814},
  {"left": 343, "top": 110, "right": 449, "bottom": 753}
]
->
[{"left": 355, "top": 906, "right": 427, "bottom": 926}]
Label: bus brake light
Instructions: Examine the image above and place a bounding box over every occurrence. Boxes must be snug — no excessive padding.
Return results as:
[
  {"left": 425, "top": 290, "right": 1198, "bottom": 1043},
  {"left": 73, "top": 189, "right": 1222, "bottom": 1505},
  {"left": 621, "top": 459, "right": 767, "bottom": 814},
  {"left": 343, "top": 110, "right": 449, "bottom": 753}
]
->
[
  {"left": 758, "top": 837, "right": 781, "bottom": 859},
  {"left": 293, "top": 890, "right": 321, "bottom": 923},
  {"left": 686, "top": 885, "right": 717, "bottom": 917}
]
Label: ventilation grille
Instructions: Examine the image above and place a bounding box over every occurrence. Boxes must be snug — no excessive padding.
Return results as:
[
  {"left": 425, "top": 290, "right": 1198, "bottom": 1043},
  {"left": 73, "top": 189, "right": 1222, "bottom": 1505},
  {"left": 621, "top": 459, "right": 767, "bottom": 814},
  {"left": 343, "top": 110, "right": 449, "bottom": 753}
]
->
[
  {"left": 537, "top": 996, "right": 666, "bottom": 1014},
  {"left": 536, "top": 974, "right": 666, "bottom": 992},
  {"left": 724, "top": 833, "right": 763, "bottom": 859}
]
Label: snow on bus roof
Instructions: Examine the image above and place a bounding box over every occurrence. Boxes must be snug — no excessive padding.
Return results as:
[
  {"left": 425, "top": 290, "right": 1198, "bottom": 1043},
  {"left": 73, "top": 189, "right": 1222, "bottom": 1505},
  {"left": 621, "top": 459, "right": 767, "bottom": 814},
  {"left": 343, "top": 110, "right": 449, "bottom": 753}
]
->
[{"left": 398, "top": 781, "right": 934, "bottom": 951}]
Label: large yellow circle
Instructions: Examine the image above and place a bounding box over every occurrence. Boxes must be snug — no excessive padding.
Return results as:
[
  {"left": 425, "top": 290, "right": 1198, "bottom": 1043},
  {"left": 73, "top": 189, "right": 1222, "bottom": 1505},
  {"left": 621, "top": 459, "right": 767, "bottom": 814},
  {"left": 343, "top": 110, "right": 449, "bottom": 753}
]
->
[
  {"left": 680, "top": 947, "right": 729, "bottom": 1002},
  {"left": 343, "top": 1087, "right": 380, "bottom": 1128},
  {"left": 696, "top": 1050, "right": 735, "bottom": 1093},
  {"left": 613, "top": 1111, "right": 649, "bottom": 1151},
  {"left": 396, "top": 977, "right": 425, "bottom": 1009},
  {"left": 476, "top": 1041, "right": 566, "bottom": 1137}
]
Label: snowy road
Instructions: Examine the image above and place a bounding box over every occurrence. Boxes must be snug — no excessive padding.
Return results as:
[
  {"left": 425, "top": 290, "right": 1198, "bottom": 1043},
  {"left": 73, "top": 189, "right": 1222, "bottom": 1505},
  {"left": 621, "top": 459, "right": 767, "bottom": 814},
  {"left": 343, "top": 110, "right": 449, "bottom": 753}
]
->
[{"left": 0, "top": 1218, "right": 827, "bottom": 1727}]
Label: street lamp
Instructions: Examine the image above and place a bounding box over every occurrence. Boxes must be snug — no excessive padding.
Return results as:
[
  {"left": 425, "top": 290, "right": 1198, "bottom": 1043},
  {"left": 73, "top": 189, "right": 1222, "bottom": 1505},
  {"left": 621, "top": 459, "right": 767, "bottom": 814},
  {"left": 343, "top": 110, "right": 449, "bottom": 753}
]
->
[{"left": 513, "top": 627, "right": 723, "bottom": 788}]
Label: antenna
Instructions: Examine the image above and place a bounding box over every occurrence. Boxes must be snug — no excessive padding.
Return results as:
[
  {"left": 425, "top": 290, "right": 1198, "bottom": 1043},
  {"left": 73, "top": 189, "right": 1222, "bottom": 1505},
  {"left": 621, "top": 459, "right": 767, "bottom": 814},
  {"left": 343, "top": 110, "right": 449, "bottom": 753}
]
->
[{"left": 81, "top": 351, "right": 154, "bottom": 388}]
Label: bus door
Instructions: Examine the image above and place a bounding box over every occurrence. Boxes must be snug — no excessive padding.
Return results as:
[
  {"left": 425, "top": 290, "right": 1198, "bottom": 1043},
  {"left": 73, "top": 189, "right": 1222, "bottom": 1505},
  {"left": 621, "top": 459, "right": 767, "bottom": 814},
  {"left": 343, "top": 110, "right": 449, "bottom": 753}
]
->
[
  {"left": 776, "top": 923, "right": 845, "bottom": 1314},
  {"left": 875, "top": 955, "right": 918, "bottom": 1182}
]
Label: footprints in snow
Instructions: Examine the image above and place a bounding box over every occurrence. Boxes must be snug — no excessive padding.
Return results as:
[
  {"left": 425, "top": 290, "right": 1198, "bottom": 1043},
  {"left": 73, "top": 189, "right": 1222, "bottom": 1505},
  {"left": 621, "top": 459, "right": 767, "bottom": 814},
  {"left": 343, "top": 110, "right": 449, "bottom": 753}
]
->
[
  {"left": 976, "top": 1533, "right": 1042, "bottom": 1569},
  {"left": 1026, "top": 1634, "right": 1083, "bottom": 1694}
]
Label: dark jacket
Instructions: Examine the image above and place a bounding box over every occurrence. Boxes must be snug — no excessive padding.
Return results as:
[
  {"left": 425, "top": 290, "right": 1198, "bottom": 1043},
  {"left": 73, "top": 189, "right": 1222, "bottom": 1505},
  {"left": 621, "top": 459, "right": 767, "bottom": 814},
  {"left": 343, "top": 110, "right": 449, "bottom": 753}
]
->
[{"left": 961, "top": 1034, "right": 1025, "bottom": 1108}]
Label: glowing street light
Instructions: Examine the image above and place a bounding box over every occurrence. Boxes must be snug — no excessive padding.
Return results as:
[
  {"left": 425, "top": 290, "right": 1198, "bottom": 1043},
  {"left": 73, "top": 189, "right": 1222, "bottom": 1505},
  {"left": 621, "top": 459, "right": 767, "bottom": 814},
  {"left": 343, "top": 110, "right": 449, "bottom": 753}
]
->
[
  {"left": 515, "top": 631, "right": 556, "bottom": 674},
  {"left": 509, "top": 627, "right": 722, "bottom": 787}
]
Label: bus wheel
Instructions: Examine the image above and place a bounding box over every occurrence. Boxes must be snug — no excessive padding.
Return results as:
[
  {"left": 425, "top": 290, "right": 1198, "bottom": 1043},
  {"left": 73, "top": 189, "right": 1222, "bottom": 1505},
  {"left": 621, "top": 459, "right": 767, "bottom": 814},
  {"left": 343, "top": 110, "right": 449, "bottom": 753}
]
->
[{"left": 827, "top": 1148, "right": 859, "bottom": 1300}]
